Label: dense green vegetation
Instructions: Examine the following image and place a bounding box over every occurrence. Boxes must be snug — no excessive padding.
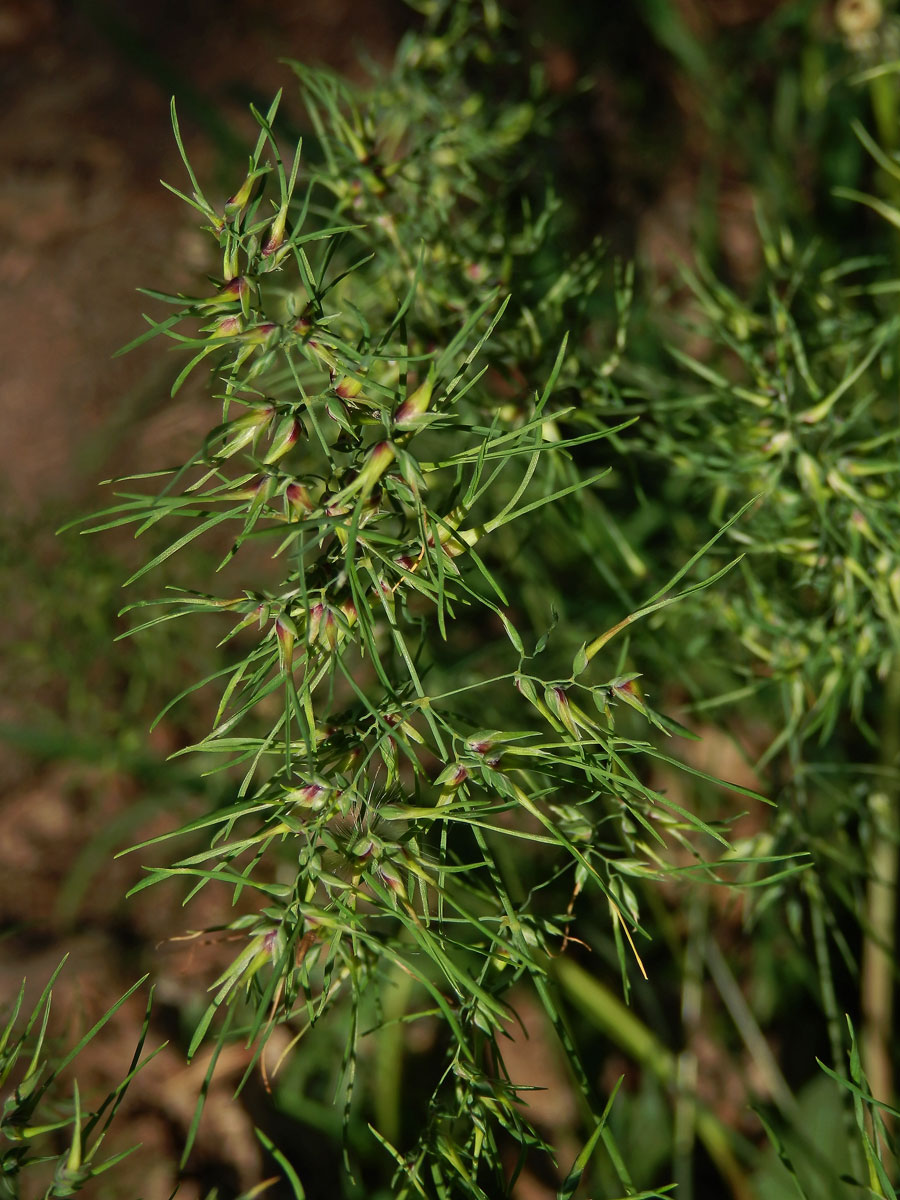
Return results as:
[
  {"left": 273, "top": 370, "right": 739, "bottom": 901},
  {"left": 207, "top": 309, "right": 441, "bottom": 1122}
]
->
[{"left": 3, "top": 2, "right": 900, "bottom": 1197}]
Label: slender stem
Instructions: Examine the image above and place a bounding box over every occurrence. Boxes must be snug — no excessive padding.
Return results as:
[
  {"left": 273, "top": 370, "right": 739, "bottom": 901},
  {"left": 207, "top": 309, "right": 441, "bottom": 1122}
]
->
[
  {"left": 673, "top": 893, "right": 706, "bottom": 1200},
  {"left": 806, "top": 871, "right": 866, "bottom": 1184},
  {"left": 861, "top": 661, "right": 900, "bottom": 1126}
]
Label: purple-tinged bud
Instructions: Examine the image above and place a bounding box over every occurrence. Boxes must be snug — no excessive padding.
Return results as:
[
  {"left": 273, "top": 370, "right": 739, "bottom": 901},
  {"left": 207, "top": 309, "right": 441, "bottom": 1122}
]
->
[
  {"left": 285, "top": 482, "right": 313, "bottom": 517},
  {"left": 262, "top": 203, "right": 288, "bottom": 258},
  {"left": 228, "top": 475, "right": 265, "bottom": 499},
  {"left": 241, "top": 322, "right": 279, "bottom": 346},
  {"left": 465, "top": 730, "right": 498, "bottom": 754},
  {"left": 218, "top": 276, "right": 248, "bottom": 303},
  {"left": 335, "top": 375, "right": 365, "bottom": 400},
  {"left": 304, "top": 338, "right": 338, "bottom": 371},
  {"left": 612, "top": 679, "right": 638, "bottom": 698},
  {"left": 225, "top": 180, "right": 254, "bottom": 218},
  {"left": 230, "top": 601, "right": 268, "bottom": 638},
  {"left": 435, "top": 762, "right": 469, "bottom": 789},
  {"left": 609, "top": 676, "right": 649, "bottom": 721},
  {"left": 394, "top": 372, "right": 435, "bottom": 429},
  {"left": 289, "top": 782, "right": 328, "bottom": 809},
  {"left": 544, "top": 686, "right": 579, "bottom": 738},
  {"left": 264, "top": 417, "right": 301, "bottom": 464},
  {"left": 322, "top": 607, "right": 338, "bottom": 650},
  {"left": 307, "top": 603, "right": 324, "bottom": 644},
  {"left": 353, "top": 837, "right": 376, "bottom": 864},
  {"left": 379, "top": 863, "right": 408, "bottom": 899},
  {"left": 276, "top": 615, "right": 297, "bottom": 669},
  {"left": 336, "top": 746, "right": 362, "bottom": 773},
  {"left": 212, "top": 314, "right": 243, "bottom": 338},
  {"left": 224, "top": 166, "right": 269, "bottom": 220}
]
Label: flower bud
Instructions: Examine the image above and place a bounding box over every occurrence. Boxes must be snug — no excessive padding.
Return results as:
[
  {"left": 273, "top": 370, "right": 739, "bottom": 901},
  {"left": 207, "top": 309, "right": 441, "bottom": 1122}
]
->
[
  {"left": 222, "top": 243, "right": 240, "bottom": 283},
  {"left": 214, "top": 275, "right": 248, "bottom": 304},
  {"left": 335, "top": 375, "right": 365, "bottom": 400},
  {"left": 276, "top": 615, "right": 297, "bottom": 669},
  {"left": 285, "top": 482, "right": 314, "bottom": 517},
  {"left": 307, "top": 602, "right": 324, "bottom": 644},
  {"left": 331, "top": 441, "right": 395, "bottom": 506},
  {"left": 304, "top": 338, "right": 338, "bottom": 371},
  {"left": 393, "top": 371, "right": 435, "bottom": 429},
  {"left": 241, "top": 322, "right": 279, "bottom": 346},
  {"left": 211, "top": 314, "right": 243, "bottom": 339},
  {"left": 378, "top": 862, "right": 408, "bottom": 900},
  {"left": 610, "top": 677, "right": 650, "bottom": 722},
  {"left": 262, "top": 203, "right": 288, "bottom": 258},
  {"left": 262, "top": 927, "right": 281, "bottom": 956},
  {"left": 264, "top": 417, "right": 301, "bottom": 464},
  {"left": 224, "top": 166, "right": 269, "bottom": 221},
  {"left": 213, "top": 408, "right": 273, "bottom": 458},
  {"left": 544, "top": 686, "right": 580, "bottom": 738},
  {"left": 465, "top": 734, "right": 495, "bottom": 755},
  {"left": 322, "top": 607, "right": 338, "bottom": 650},
  {"left": 435, "top": 762, "right": 469, "bottom": 789},
  {"left": 286, "top": 781, "right": 329, "bottom": 809}
]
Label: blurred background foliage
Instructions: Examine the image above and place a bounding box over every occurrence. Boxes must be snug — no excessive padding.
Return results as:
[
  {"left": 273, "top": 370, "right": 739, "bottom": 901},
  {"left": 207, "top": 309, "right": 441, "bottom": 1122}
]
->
[{"left": 2, "top": 0, "right": 900, "bottom": 1197}]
